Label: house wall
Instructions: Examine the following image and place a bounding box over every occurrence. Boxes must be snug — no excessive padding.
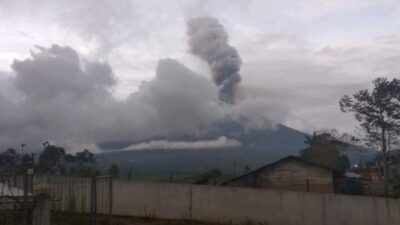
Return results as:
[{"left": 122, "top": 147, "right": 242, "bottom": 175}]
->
[{"left": 225, "top": 159, "right": 334, "bottom": 193}]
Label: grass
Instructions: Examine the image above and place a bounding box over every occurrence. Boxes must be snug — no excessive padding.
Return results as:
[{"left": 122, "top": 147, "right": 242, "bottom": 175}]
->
[
  {"left": 110, "top": 216, "right": 227, "bottom": 225},
  {"left": 122, "top": 173, "right": 197, "bottom": 183},
  {"left": 111, "top": 217, "right": 271, "bottom": 225},
  {"left": 50, "top": 213, "right": 226, "bottom": 225},
  {"left": 1, "top": 208, "right": 271, "bottom": 225},
  {"left": 50, "top": 211, "right": 91, "bottom": 225}
]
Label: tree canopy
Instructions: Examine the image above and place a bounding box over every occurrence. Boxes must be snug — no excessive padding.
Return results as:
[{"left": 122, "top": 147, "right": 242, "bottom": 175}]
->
[
  {"left": 108, "top": 163, "right": 119, "bottom": 177},
  {"left": 340, "top": 77, "right": 400, "bottom": 149},
  {"left": 339, "top": 77, "right": 400, "bottom": 195},
  {"left": 36, "top": 145, "right": 97, "bottom": 175},
  {"left": 300, "top": 132, "right": 350, "bottom": 172}
]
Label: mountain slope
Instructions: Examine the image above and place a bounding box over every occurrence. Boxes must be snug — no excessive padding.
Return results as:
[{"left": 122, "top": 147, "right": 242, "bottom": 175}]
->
[{"left": 96, "top": 124, "right": 309, "bottom": 175}]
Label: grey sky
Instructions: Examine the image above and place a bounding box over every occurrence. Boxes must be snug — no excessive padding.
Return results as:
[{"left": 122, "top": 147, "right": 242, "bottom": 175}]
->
[{"left": 1, "top": 0, "right": 400, "bottom": 148}]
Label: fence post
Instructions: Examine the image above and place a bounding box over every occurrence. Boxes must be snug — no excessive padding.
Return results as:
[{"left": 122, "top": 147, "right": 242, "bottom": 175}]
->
[
  {"left": 109, "top": 178, "right": 113, "bottom": 225},
  {"left": 90, "top": 177, "right": 97, "bottom": 225},
  {"left": 22, "top": 173, "right": 29, "bottom": 225},
  {"left": 32, "top": 194, "right": 50, "bottom": 225}
]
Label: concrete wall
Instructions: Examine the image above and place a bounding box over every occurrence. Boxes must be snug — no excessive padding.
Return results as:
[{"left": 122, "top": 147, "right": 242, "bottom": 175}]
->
[
  {"left": 113, "top": 180, "right": 400, "bottom": 225},
  {"left": 113, "top": 180, "right": 192, "bottom": 219}
]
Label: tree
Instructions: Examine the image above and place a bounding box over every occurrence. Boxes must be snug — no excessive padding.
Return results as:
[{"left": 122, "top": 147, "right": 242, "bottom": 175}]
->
[
  {"left": 37, "top": 145, "right": 98, "bottom": 176},
  {"left": 75, "top": 149, "right": 96, "bottom": 164},
  {"left": 300, "top": 132, "right": 350, "bottom": 172},
  {"left": 243, "top": 165, "right": 251, "bottom": 174},
  {"left": 37, "top": 145, "right": 66, "bottom": 174},
  {"left": 73, "top": 167, "right": 99, "bottom": 177},
  {"left": 64, "top": 149, "right": 98, "bottom": 176},
  {"left": 315, "top": 128, "right": 360, "bottom": 146},
  {"left": 337, "top": 155, "right": 351, "bottom": 172},
  {"left": 201, "top": 168, "right": 222, "bottom": 184},
  {"left": 108, "top": 164, "right": 119, "bottom": 177},
  {"left": 339, "top": 77, "right": 400, "bottom": 195},
  {"left": 0, "top": 148, "right": 18, "bottom": 172}
]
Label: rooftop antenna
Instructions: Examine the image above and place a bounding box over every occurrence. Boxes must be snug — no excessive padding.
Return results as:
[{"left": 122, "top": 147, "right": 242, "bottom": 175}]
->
[
  {"left": 42, "top": 141, "right": 49, "bottom": 149},
  {"left": 20, "top": 144, "right": 26, "bottom": 155}
]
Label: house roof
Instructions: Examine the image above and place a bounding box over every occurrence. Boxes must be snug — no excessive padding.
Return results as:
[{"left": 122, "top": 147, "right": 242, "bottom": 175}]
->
[
  {"left": 0, "top": 182, "right": 32, "bottom": 197},
  {"left": 221, "top": 155, "right": 338, "bottom": 185},
  {"left": 344, "top": 172, "right": 362, "bottom": 179}
]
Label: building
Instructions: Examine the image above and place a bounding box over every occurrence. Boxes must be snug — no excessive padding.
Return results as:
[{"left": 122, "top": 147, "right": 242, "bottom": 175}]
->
[
  {"left": 222, "top": 156, "right": 340, "bottom": 193},
  {"left": 385, "top": 150, "right": 400, "bottom": 181},
  {"left": 366, "top": 150, "right": 400, "bottom": 196},
  {"left": 371, "top": 150, "right": 400, "bottom": 181}
]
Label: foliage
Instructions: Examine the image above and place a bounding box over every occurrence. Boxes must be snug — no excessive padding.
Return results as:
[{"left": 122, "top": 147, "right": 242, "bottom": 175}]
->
[
  {"left": 75, "top": 149, "right": 96, "bottom": 164},
  {"left": 71, "top": 166, "right": 99, "bottom": 177},
  {"left": 300, "top": 132, "right": 350, "bottom": 172},
  {"left": 17, "top": 145, "right": 98, "bottom": 175},
  {"left": 243, "top": 165, "right": 251, "bottom": 174},
  {"left": 37, "top": 145, "right": 67, "bottom": 174},
  {"left": 314, "top": 129, "right": 361, "bottom": 146},
  {"left": 0, "top": 148, "right": 18, "bottom": 172},
  {"left": 1, "top": 144, "right": 98, "bottom": 176},
  {"left": 108, "top": 163, "right": 119, "bottom": 177},
  {"left": 340, "top": 77, "right": 400, "bottom": 149},
  {"left": 67, "top": 149, "right": 97, "bottom": 176},
  {"left": 201, "top": 168, "right": 222, "bottom": 180},
  {"left": 339, "top": 77, "right": 400, "bottom": 195}
]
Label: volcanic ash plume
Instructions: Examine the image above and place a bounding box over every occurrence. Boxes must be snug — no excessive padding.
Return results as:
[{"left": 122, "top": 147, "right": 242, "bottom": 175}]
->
[{"left": 187, "top": 17, "right": 242, "bottom": 104}]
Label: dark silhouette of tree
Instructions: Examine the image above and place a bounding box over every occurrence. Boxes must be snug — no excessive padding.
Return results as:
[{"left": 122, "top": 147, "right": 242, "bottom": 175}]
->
[
  {"left": 73, "top": 167, "right": 99, "bottom": 177},
  {"left": 37, "top": 145, "right": 66, "bottom": 174},
  {"left": 340, "top": 77, "right": 400, "bottom": 195},
  {"left": 304, "top": 132, "right": 319, "bottom": 146},
  {"left": 66, "top": 149, "right": 97, "bottom": 177},
  {"left": 108, "top": 164, "right": 119, "bottom": 177},
  {"left": 338, "top": 155, "right": 351, "bottom": 172},
  {"left": 312, "top": 129, "right": 361, "bottom": 146},
  {"left": 0, "top": 148, "right": 18, "bottom": 172},
  {"left": 128, "top": 168, "right": 133, "bottom": 181},
  {"left": 243, "top": 165, "right": 251, "bottom": 174},
  {"left": 300, "top": 132, "right": 350, "bottom": 172},
  {"left": 201, "top": 168, "right": 222, "bottom": 184},
  {"left": 0, "top": 149, "right": 36, "bottom": 174},
  {"left": 75, "top": 149, "right": 96, "bottom": 164}
]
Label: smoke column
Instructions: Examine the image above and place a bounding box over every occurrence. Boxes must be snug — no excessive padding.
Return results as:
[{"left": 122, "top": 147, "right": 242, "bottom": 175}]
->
[{"left": 187, "top": 17, "right": 242, "bottom": 104}]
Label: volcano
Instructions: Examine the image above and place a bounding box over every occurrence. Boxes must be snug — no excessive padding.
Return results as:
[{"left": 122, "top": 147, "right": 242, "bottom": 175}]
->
[{"left": 96, "top": 123, "right": 309, "bottom": 176}]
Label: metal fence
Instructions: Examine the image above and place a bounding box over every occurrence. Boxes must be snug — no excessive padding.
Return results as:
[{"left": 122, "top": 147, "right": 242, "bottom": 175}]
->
[
  {"left": 0, "top": 174, "right": 34, "bottom": 225},
  {"left": 0, "top": 174, "right": 113, "bottom": 225}
]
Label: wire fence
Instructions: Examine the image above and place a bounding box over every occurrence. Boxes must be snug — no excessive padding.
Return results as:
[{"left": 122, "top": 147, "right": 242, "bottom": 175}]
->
[
  {"left": 0, "top": 173, "right": 113, "bottom": 225},
  {"left": 0, "top": 174, "right": 34, "bottom": 225}
]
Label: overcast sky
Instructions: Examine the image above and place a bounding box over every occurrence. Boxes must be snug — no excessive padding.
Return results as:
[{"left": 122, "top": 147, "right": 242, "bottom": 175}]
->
[{"left": 1, "top": 0, "right": 400, "bottom": 136}]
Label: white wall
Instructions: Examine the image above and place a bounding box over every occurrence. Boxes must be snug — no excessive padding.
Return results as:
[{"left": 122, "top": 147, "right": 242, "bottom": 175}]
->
[
  {"left": 113, "top": 180, "right": 400, "bottom": 225},
  {"left": 113, "top": 180, "right": 191, "bottom": 219}
]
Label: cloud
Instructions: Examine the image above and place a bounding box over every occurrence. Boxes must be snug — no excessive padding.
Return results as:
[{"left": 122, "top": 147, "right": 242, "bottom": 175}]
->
[
  {"left": 0, "top": 44, "right": 286, "bottom": 151},
  {"left": 234, "top": 32, "right": 400, "bottom": 133},
  {"left": 123, "top": 136, "right": 241, "bottom": 150},
  {"left": 3, "top": 1, "right": 399, "bottom": 140},
  {"left": 0, "top": 45, "right": 117, "bottom": 150},
  {"left": 12, "top": 45, "right": 116, "bottom": 102},
  {"left": 98, "top": 58, "right": 226, "bottom": 141}
]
